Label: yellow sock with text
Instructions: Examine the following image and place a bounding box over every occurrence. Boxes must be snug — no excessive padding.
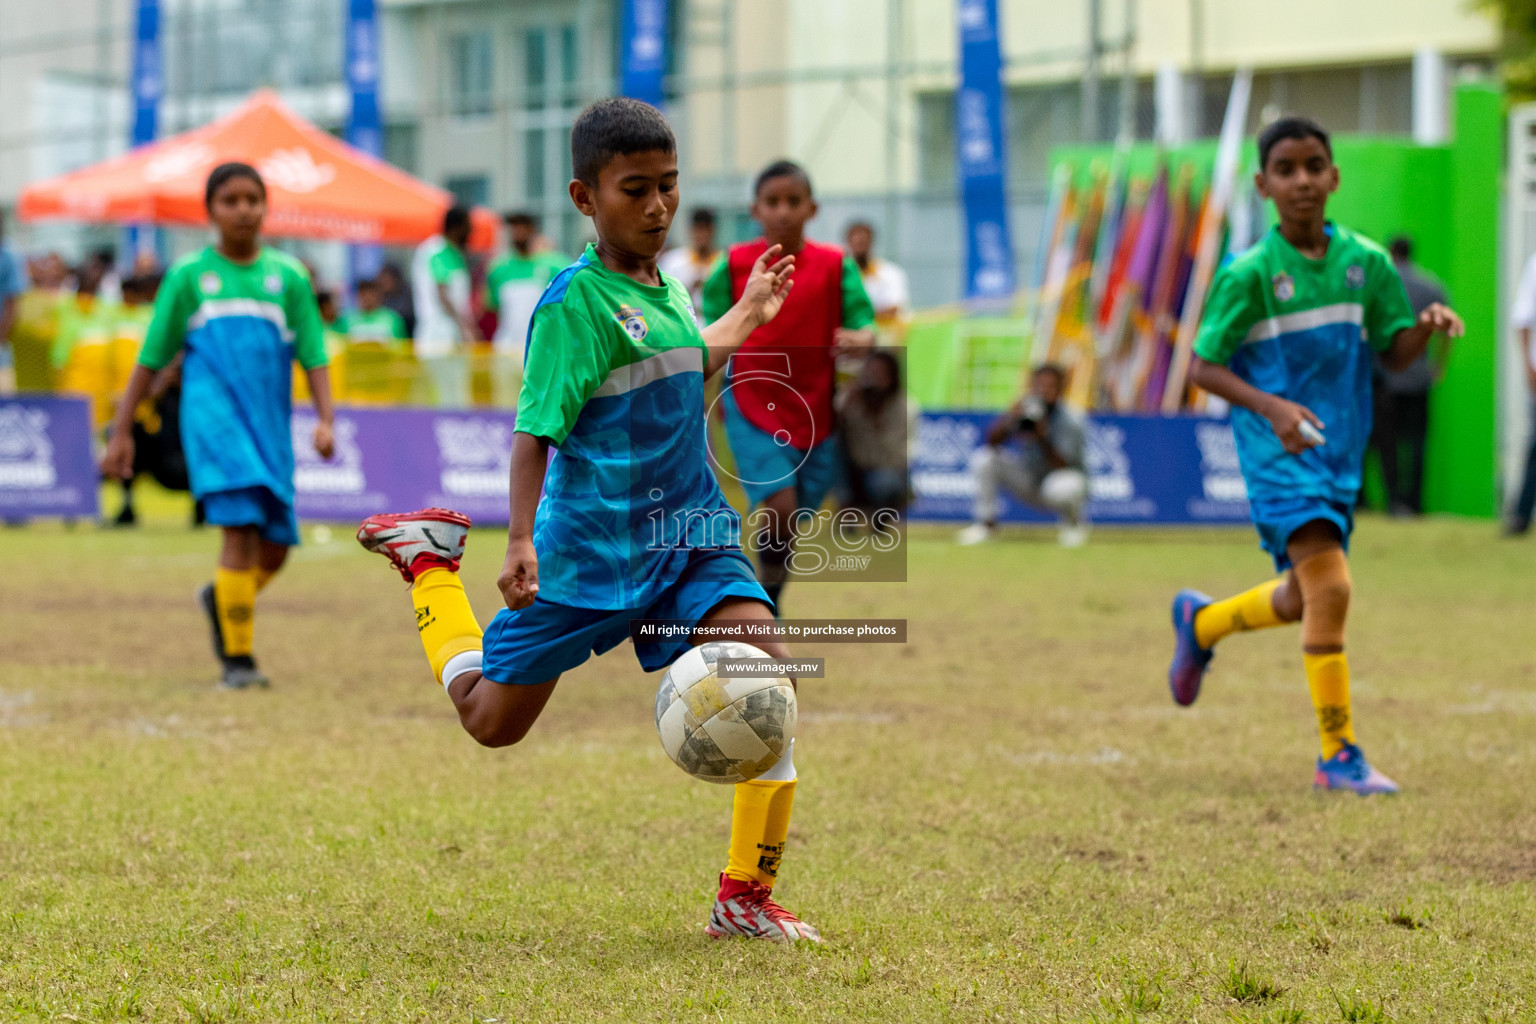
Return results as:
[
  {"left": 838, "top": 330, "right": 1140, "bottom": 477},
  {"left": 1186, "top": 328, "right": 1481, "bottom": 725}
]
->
[
  {"left": 1194, "top": 577, "right": 1287, "bottom": 649},
  {"left": 411, "top": 568, "right": 483, "bottom": 685},
  {"left": 724, "top": 741, "right": 797, "bottom": 888},
  {"left": 1304, "top": 652, "right": 1356, "bottom": 759},
  {"left": 214, "top": 567, "right": 258, "bottom": 658}
]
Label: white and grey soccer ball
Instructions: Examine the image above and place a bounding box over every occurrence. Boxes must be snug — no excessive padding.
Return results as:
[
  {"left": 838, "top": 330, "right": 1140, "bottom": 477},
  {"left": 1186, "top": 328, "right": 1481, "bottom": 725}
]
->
[{"left": 654, "top": 641, "right": 796, "bottom": 784}]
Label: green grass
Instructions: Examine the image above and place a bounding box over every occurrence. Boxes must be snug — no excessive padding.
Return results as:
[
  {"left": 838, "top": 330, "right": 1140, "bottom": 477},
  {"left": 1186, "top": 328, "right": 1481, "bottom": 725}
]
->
[{"left": 1, "top": 503, "right": 1534, "bottom": 1021}]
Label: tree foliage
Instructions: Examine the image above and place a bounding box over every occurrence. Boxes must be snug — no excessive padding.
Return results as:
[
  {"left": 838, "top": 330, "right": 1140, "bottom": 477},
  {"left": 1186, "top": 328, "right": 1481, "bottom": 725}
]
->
[{"left": 1480, "top": 0, "right": 1536, "bottom": 102}]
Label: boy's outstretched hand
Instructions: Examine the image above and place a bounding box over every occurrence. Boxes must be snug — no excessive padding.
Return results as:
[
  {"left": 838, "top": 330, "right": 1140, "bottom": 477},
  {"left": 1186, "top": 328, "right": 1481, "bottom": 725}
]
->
[
  {"left": 740, "top": 244, "right": 795, "bottom": 328},
  {"left": 1419, "top": 302, "right": 1464, "bottom": 339}
]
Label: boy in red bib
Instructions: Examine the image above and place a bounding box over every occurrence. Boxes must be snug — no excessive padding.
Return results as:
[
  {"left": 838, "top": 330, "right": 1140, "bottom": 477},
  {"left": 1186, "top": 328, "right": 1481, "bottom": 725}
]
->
[{"left": 701, "top": 160, "right": 875, "bottom": 606}]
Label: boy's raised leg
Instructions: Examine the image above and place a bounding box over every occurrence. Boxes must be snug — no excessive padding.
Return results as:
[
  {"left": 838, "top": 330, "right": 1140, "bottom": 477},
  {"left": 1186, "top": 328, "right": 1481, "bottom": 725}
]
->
[
  {"left": 357, "top": 508, "right": 558, "bottom": 747},
  {"left": 695, "top": 597, "right": 820, "bottom": 942},
  {"left": 1168, "top": 575, "right": 1299, "bottom": 706}
]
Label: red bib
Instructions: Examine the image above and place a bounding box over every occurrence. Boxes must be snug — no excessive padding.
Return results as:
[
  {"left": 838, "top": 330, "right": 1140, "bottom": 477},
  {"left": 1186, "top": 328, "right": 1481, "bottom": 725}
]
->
[{"left": 722, "top": 238, "right": 848, "bottom": 451}]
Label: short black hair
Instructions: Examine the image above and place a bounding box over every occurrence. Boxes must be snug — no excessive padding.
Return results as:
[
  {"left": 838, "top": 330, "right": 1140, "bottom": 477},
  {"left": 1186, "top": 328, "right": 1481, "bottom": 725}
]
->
[
  {"left": 570, "top": 97, "right": 676, "bottom": 185},
  {"left": 846, "top": 219, "right": 874, "bottom": 237},
  {"left": 205, "top": 162, "right": 265, "bottom": 209},
  {"left": 1033, "top": 362, "right": 1066, "bottom": 384},
  {"left": 1257, "top": 116, "right": 1332, "bottom": 170},
  {"left": 443, "top": 205, "right": 471, "bottom": 234},
  {"left": 505, "top": 210, "right": 539, "bottom": 229},
  {"left": 690, "top": 207, "right": 717, "bottom": 228},
  {"left": 1389, "top": 236, "right": 1412, "bottom": 261},
  {"left": 356, "top": 277, "right": 382, "bottom": 292},
  {"left": 754, "top": 159, "right": 812, "bottom": 199},
  {"left": 121, "top": 272, "right": 161, "bottom": 300}
]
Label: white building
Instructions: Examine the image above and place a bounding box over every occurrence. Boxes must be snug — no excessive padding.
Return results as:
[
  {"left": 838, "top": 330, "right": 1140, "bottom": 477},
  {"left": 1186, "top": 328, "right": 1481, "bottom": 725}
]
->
[{"left": 0, "top": 0, "right": 1501, "bottom": 303}]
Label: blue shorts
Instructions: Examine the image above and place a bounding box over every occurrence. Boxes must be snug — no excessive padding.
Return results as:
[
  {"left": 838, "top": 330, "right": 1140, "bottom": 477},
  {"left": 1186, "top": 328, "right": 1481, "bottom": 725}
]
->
[
  {"left": 721, "top": 391, "right": 840, "bottom": 510},
  {"left": 202, "top": 486, "right": 300, "bottom": 547},
  {"left": 480, "top": 547, "right": 771, "bottom": 685},
  {"left": 1251, "top": 495, "right": 1353, "bottom": 571}
]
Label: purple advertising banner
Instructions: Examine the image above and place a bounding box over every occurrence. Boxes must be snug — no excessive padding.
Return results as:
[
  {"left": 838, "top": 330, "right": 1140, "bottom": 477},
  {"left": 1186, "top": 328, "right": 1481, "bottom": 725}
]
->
[
  {"left": 292, "top": 406, "right": 517, "bottom": 523},
  {"left": 909, "top": 411, "right": 1251, "bottom": 525},
  {"left": 0, "top": 395, "right": 101, "bottom": 519},
  {"left": 294, "top": 407, "right": 1248, "bottom": 528}
]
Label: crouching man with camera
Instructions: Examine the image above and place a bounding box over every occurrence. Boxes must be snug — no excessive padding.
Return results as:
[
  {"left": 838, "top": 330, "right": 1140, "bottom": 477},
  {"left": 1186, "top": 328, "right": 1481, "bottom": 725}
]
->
[{"left": 957, "top": 363, "right": 1090, "bottom": 548}]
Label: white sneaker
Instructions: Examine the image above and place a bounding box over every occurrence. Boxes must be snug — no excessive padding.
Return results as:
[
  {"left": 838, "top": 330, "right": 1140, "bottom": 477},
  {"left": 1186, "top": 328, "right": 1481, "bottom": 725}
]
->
[
  {"left": 356, "top": 507, "right": 472, "bottom": 583},
  {"left": 956, "top": 523, "right": 994, "bottom": 546},
  {"left": 1058, "top": 524, "right": 1089, "bottom": 548}
]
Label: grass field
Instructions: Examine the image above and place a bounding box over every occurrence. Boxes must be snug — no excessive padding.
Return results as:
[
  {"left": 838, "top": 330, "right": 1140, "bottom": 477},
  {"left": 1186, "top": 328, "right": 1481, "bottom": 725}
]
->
[{"left": 2, "top": 500, "right": 1534, "bottom": 1022}]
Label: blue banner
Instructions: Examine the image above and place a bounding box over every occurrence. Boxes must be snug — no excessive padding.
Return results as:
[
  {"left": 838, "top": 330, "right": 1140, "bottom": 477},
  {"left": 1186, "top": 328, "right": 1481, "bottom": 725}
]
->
[
  {"left": 346, "top": 0, "right": 385, "bottom": 286},
  {"left": 956, "top": 0, "right": 1015, "bottom": 301},
  {"left": 620, "top": 0, "right": 669, "bottom": 107},
  {"left": 0, "top": 397, "right": 100, "bottom": 520},
  {"left": 126, "top": 0, "right": 162, "bottom": 261},
  {"left": 909, "top": 412, "right": 1251, "bottom": 525}
]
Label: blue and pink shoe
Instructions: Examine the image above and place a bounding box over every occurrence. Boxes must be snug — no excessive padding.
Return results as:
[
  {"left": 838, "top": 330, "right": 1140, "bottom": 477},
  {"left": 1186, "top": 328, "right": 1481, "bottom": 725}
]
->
[
  {"left": 1314, "top": 742, "right": 1400, "bottom": 795},
  {"left": 1168, "top": 589, "right": 1214, "bottom": 706}
]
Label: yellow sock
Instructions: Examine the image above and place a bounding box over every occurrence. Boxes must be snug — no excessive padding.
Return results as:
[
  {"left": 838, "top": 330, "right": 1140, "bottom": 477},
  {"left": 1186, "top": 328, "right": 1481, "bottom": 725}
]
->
[
  {"left": 1304, "top": 652, "right": 1356, "bottom": 759},
  {"left": 1194, "top": 577, "right": 1287, "bottom": 649},
  {"left": 725, "top": 778, "right": 797, "bottom": 887},
  {"left": 411, "top": 568, "right": 483, "bottom": 684},
  {"left": 253, "top": 567, "right": 275, "bottom": 593},
  {"left": 214, "top": 567, "right": 258, "bottom": 658}
]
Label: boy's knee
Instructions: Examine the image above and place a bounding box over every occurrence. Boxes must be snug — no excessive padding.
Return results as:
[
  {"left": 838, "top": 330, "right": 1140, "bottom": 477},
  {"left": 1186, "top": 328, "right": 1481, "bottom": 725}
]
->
[
  {"left": 1294, "top": 548, "right": 1351, "bottom": 647},
  {"left": 466, "top": 715, "right": 531, "bottom": 748}
]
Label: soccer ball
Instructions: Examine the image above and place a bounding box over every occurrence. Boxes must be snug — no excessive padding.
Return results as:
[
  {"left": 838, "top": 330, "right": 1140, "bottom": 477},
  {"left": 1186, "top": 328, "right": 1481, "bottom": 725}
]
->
[{"left": 654, "top": 641, "right": 796, "bottom": 784}]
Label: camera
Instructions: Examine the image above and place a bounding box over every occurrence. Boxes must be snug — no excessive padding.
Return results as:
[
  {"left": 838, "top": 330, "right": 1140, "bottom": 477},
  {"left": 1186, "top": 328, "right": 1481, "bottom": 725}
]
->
[{"left": 1017, "top": 395, "right": 1049, "bottom": 433}]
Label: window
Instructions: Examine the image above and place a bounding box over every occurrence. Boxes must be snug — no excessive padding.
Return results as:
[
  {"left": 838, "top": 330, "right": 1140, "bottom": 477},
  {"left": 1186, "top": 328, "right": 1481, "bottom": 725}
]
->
[
  {"left": 525, "top": 28, "right": 547, "bottom": 110},
  {"left": 449, "top": 33, "right": 494, "bottom": 118},
  {"left": 524, "top": 129, "right": 546, "bottom": 201},
  {"left": 917, "top": 92, "right": 956, "bottom": 189},
  {"left": 446, "top": 175, "right": 490, "bottom": 208},
  {"left": 560, "top": 24, "right": 580, "bottom": 104}
]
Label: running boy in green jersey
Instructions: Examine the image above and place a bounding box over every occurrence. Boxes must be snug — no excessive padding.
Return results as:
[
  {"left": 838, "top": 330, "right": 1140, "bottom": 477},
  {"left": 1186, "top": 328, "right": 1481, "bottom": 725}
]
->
[
  {"left": 103, "top": 163, "right": 335, "bottom": 690},
  {"left": 356, "top": 99, "right": 827, "bottom": 940},
  {"left": 1167, "top": 117, "right": 1463, "bottom": 793}
]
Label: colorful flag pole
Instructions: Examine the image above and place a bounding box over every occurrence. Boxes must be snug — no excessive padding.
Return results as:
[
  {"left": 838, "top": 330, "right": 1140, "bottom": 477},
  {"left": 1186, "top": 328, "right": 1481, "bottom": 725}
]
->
[{"left": 1160, "top": 69, "right": 1253, "bottom": 411}]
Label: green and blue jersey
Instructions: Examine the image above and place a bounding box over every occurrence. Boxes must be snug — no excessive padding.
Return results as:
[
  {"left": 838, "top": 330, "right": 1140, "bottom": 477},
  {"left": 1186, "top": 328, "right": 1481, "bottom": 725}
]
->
[
  {"left": 139, "top": 246, "right": 326, "bottom": 503},
  {"left": 1194, "top": 224, "right": 1416, "bottom": 507},
  {"left": 516, "top": 244, "right": 739, "bottom": 610}
]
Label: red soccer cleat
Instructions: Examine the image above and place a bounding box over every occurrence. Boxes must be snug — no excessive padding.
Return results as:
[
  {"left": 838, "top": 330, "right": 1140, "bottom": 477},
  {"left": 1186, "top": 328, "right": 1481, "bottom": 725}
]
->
[
  {"left": 704, "top": 873, "right": 822, "bottom": 943},
  {"left": 356, "top": 508, "right": 472, "bottom": 583}
]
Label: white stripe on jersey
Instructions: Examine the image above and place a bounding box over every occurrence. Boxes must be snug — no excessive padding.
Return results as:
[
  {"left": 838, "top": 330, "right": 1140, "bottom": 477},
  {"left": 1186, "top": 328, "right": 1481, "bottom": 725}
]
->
[
  {"left": 188, "top": 298, "right": 294, "bottom": 341},
  {"left": 1241, "top": 302, "right": 1363, "bottom": 346},
  {"left": 591, "top": 345, "right": 702, "bottom": 398}
]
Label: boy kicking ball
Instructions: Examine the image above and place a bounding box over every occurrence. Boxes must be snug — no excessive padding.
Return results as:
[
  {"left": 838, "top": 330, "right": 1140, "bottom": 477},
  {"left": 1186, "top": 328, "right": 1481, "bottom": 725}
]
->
[
  {"left": 357, "top": 99, "right": 821, "bottom": 940},
  {"left": 1167, "top": 116, "right": 1463, "bottom": 795}
]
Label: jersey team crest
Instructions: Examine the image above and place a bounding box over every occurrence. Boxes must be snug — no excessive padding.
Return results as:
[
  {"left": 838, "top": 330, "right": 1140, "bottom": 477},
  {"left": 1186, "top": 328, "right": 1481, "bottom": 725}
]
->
[
  {"left": 1272, "top": 272, "right": 1295, "bottom": 303},
  {"left": 615, "top": 304, "right": 648, "bottom": 341},
  {"left": 199, "top": 272, "right": 223, "bottom": 296},
  {"left": 1345, "top": 264, "right": 1365, "bottom": 289}
]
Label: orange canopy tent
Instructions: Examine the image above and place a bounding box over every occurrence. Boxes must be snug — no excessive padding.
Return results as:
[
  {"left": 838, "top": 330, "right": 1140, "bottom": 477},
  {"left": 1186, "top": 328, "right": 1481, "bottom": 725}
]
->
[{"left": 18, "top": 90, "right": 497, "bottom": 250}]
